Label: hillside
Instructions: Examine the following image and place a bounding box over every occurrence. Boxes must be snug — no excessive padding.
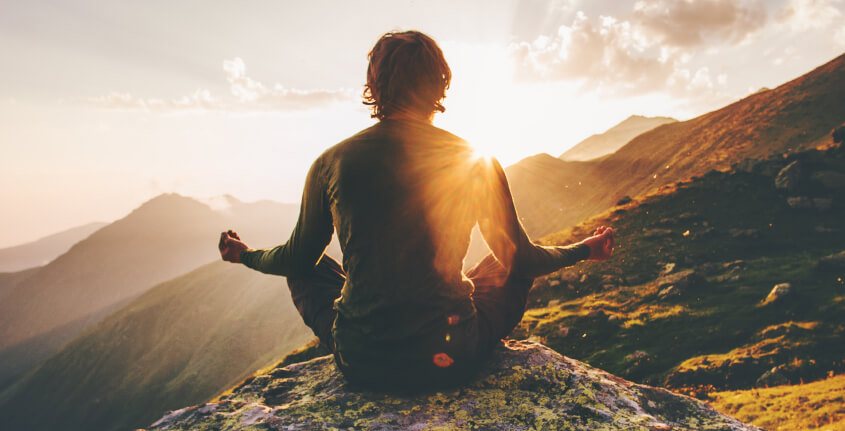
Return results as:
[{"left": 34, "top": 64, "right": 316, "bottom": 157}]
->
[
  {"left": 559, "top": 115, "right": 677, "bottom": 162},
  {"left": 0, "top": 261, "right": 314, "bottom": 431},
  {"left": 0, "top": 193, "right": 301, "bottom": 388},
  {"left": 0, "top": 222, "right": 107, "bottom": 272},
  {"left": 516, "top": 141, "right": 845, "bottom": 400},
  {"left": 506, "top": 52, "right": 845, "bottom": 239}
]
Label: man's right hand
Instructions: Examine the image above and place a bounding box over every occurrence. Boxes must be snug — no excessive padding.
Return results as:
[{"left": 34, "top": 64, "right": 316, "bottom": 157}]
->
[
  {"left": 580, "top": 226, "right": 614, "bottom": 261},
  {"left": 219, "top": 230, "right": 249, "bottom": 263}
]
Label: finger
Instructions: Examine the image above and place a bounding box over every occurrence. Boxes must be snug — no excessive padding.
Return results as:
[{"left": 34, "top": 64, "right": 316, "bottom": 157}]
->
[{"left": 219, "top": 232, "right": 228, "bottom": 250}]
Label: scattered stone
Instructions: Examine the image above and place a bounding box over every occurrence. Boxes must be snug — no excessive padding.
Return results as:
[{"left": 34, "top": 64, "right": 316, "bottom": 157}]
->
[
  {"left": 607, "top": 314, "right": 621, "bottom": 322},
  {"left": 678, "top": 212, "right": 697, "bottom": 221},
  {"left": 756, "top": 365, "right": 789, "bottom": 388},
  {"left": 818, "top": 251, "right": 845, "bottom": 272},
  {"left": 625, "top": 350, "right": 650, "bottom": 363},
  {"left": 587, "top": 309, "right": 607, "bottom": 320},
  {"left": 660, "top": 263, "right": 676, "bottom": 276},
  {"left": 812, "top": 170, "right": 845, "bottom": 189},
  {"left": 547, "top": 299, "right": 561, "bottom": 308},
  {"left": 643, "top": 228, "right": 673, "bottom": 238},
  {"left": 602, "top": 284, "right": 617, "bottom": 290},
  {"left": 775, "top": 160, "right": 801, "bottom": 191},
  {"left": 658, "top": 285, "right": 682, "bottom": 299},
  {"left": 786, "top": 196, "right": 812, "bottom": 209},
  {"left": 656, "top": 269, "right": 704, "bottom": 292},
  {"left": 762, "top": 283, "right": 792, "bottom": 305},
  {"left": 729, "top": 228, "right": 760, "bottom": 239},
  {"left": 557, "top": 326, "right": 571, "bottom": 337},
  {"left": 579, "top": 273, "right": 588, "bottom": 283},
  {"left": 616, "top": 196, "right": 632, "bottom": 205},
  {"left": 812, "top": 198, "right": 833, "bottom": 211},
  {"left": 549, "top": 279, "right": 561, "bottom": 287},
  {"left": 145, "top": 341, "right": 759, "bottom": 431}
]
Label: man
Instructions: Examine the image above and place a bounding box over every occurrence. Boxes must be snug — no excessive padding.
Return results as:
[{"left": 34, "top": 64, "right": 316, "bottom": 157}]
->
[{"left": 219, "top": 30, "right": 614, "bottom": 392}]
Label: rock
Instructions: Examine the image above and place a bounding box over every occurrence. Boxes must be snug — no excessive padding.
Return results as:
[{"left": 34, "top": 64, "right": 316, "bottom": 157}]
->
[
  {"left": 812, "top": 198, "right": 833, "bottom": 211},
  {"left": 658, "top": 285, "right": 682, "bottom": 299},
  {"left": 655, "top": 269, "right": 704, "bottom": 292},
  {"left": 557, "top": 326, "right": 571, "bottom": 337},
  {"left": 756, "top": 365, "right": 789, "bottom": 388},
  {"left": 547, "top": 299, "right": 561, "bottom": 308},
  {"left": 586, "top": 309, "right": 607, "bottom": 320},
  {"left": 762, "top": 283, "right": 792, "bottom": 304},
  {"left": 145, "top": 341, "right": 757, "bottom": 431},
  {"left": 812, "top": 170, "right": 845, "bottom": 189},
  {"left": 643, "top": 228, "right": 673, "bottom": 238},
  {"left": 616, "top": 196, "right": 632, "bottom": 205},
  {"left": 729, "top": 228, "right": 760, "bottom": 239},
  {"left": 625, "top": 350, "right": 649, "bottom": 363},
  {"left": 775, "top": 160, "right": 801, "bottom": 191},
  {"left": 659, "top": 262, "right": 676, "bottom": 276},
  {"left": 818, "top": 251, "right": 845, "bottom": 271},
  {"left": 549, "top": 279, "right": 561, "bottom": 287},
  {"left": 787, "top": 196, "right": 812, "bottom": 208}
]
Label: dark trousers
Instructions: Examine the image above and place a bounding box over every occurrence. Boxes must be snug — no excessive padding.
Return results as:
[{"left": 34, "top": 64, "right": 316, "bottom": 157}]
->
[{"left": 286, "top": 253, "right": 535, "bottom": 364}]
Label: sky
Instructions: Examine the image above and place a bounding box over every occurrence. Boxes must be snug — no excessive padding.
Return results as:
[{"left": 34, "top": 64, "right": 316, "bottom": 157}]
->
[{"left": 1, "top": 0, "right": 843, "bottom": 247}]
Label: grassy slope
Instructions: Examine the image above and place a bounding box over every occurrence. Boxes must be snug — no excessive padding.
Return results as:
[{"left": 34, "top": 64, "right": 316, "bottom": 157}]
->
[
  {"left": 517, "top": 142, "right": 845, "bottom": 397},
  {"left": 709, "top": 374, "right": 845, "bottom": 430},
  {"left": 0, "top": 261, "right": 313, "bottom": 431}
]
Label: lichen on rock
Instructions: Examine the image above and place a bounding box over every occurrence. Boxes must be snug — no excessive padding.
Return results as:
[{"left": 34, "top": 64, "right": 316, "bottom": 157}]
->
[{"left": 145, "top": 341, "right": 757, "bottom": 430}]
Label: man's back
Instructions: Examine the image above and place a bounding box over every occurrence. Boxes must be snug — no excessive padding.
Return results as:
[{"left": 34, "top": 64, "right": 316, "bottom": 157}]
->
[{"left": 324, "top": 118, "right": 479, "bottom": 350}]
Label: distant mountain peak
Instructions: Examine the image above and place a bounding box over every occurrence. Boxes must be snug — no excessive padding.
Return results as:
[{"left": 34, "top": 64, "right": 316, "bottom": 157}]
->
[{"left": 559, "top": 115, "right": 677, "bottom": 162}]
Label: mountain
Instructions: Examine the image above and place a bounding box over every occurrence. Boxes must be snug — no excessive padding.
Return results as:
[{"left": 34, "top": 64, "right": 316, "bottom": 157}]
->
[
  {"left": 143, "top": 340, "right": 756, "bottom": 430},
  {"left": 0, "top": 222, "right": 107, "bottom": 272},
  {"left": 0, "top": 193, "right": 301, "bottom": 388},
  {"left": 516, "top": 141, "right": 845, "bottom": 409},
  {"left": 0, "top": 260, "right": 314, "bottom": 431},
  {"left": 559, "top": 115, "right": 677, "bottom": 162},
  {"left": 506, "top": 52, "right": 845, "bottom": 240}
]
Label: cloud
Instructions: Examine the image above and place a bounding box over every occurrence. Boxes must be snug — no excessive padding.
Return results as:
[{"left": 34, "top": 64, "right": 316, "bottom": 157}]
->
[
  {"left": 633, "top": 0, "right": 767, "bottom": 47},
  {"left": 776, "top": 0, "right": 843, "bottom": 31},
  {"left": 511, "top": 11, "right": 730, "bottom": 102},
  {"left": 85, "top": 58, "right": 355, "bottom": 112}
]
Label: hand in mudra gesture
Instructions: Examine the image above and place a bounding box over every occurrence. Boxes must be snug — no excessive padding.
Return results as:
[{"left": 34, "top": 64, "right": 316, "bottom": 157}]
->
[
  {"left": 580, "top": 226, "right": 615, "bottom": 261},
  {"left": 219, "top": 230, "right": 249, "bottom": 263}
]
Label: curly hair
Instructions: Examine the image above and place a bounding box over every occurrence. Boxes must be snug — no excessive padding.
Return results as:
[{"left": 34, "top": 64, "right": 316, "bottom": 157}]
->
[{"left": 363, "top": 31, "right": 452, "bottom": 120}]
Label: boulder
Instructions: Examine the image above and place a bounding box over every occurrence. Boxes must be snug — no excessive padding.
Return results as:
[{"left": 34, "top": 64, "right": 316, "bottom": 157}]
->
[
  {"left": 774, "top": 160, "right": 801, "bottom": 191},
  {"left": 786, "top": 196, "right": 812, "bottom": 209},
  {"left": 818, "top": 251, "right": 845, "bottom": 272},
  {"left": 812, "top": 198, "right": 833, "bottom": 211},
  {"left": 616, "top": 196, "right": 632, "bottom": 206},
  {"left": 145, "top": 341, "right": 758, "bottom": 431},
  {"left": 811, "top": 170, "right": 845, "bottom": 189},
  {"left": 655, "top": 269, "right": 704, "bottom": 292},
  {"left": 762, "top": 283, "right": 792, "bottom": 304},
  {"left": 756, "top": 365, "right": 789, "bottom": 388}
]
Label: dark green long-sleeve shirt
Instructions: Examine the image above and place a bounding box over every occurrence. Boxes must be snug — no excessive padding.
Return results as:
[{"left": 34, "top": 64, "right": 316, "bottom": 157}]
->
[{"left": 241, "top": 119, "right": 589, "bottom": 354}]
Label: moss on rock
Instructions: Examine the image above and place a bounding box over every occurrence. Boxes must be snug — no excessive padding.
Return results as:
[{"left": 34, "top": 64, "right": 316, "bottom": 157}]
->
[{"left": 145, "top": 341, "right": 756, "bottom": 430}]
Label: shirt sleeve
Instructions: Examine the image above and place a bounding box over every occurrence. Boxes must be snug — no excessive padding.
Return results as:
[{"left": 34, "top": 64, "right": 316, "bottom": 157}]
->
[
  {"left": 239, "top": 156, "right": 334, "bottom": 277},
  {"left": 475, "top": 157, "right": 589, "bottom": 278}
]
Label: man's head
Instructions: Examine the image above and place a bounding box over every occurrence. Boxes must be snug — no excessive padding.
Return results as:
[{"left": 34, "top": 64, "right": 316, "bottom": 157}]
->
[{"left": 363, "top": 31, "right": 451, "bottom": 120}]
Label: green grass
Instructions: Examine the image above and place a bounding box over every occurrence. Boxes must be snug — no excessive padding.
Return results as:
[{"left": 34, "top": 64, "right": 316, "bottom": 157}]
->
[
  {"left": 709, "top": 374, "right": 845, "bottom": 430},
  {"left": 519, "top": 144, "right": 845, "bottom": 395}
]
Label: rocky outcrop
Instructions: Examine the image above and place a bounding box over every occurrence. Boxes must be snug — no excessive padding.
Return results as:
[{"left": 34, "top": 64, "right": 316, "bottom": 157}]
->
[{"left": 145, "top": 341, "right": 756, "bottom": 430}]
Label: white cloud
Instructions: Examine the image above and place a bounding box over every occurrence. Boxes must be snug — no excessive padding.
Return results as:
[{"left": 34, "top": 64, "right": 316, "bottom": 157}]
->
[
  {"left": 633, "top": 0, "right": 767, "bottom": 47},
  {"left": 511, "top": 11, "right": 731, "bottom": 103},
  {"left": 777, "top": 0, "right": 843, "bottom": 31},
  {"left": 837, "top": 26, "right": 845, "bottom": 46},
  {"left": 85, "top": 58, "right": 355, "bottom": 112}
]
